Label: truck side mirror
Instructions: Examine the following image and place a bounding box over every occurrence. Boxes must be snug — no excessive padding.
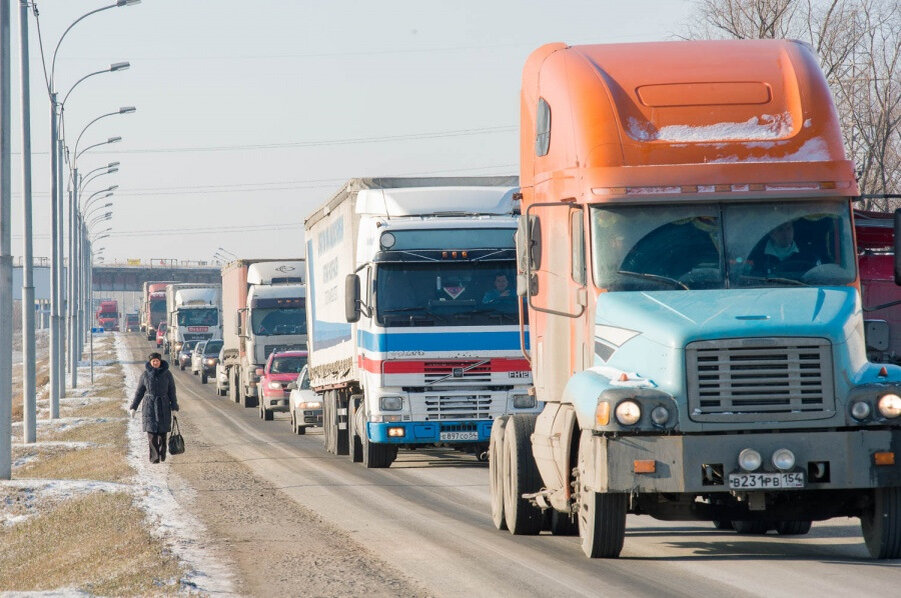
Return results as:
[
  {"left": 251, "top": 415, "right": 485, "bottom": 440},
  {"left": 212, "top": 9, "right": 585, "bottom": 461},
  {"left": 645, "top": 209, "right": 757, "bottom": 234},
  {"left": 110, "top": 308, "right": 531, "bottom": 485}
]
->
[
  {"left": 894, "top": 208, "right": 901, "bottom": 285},
  {"left": 235, "top": 311, "right": 241, "bottom": 334},
  {"left": 345, "top": 274, "right": 361, "bottom": 323}
]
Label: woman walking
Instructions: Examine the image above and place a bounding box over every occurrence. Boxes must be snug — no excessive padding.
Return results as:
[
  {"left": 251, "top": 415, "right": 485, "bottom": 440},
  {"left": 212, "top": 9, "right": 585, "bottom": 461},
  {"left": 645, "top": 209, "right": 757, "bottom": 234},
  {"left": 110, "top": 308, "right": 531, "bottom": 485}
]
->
[{"left": 130, "top": 352, "right": 179, "bottom": 463}]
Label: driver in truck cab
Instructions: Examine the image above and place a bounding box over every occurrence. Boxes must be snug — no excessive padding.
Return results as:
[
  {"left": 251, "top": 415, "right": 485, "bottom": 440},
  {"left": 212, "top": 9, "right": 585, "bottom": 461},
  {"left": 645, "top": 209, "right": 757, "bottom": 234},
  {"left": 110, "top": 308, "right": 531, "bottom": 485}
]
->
[{"left": 747, "top": 219, "right": 824, "bottom": 277}]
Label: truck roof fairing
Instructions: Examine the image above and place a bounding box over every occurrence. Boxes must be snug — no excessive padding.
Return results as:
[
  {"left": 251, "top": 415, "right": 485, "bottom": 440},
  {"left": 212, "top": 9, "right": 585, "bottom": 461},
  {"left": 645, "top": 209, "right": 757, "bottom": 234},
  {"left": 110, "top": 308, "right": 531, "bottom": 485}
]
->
[{"left": 520, "top": 40, "right": 857, "bottom": 202}]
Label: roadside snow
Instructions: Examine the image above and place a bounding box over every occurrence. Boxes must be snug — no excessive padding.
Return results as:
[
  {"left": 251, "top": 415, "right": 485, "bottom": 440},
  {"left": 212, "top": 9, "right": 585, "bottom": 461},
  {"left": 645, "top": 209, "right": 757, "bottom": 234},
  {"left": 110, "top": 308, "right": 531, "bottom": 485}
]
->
[{"left": 116, "top": 334, "right": 235, "bottom": 596}]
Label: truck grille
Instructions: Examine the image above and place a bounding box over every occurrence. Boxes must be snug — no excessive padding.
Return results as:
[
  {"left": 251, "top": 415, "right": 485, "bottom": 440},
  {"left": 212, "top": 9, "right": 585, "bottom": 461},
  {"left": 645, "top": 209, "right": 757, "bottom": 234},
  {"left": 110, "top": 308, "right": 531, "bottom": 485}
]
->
[
  {"left": 424, "top": 360, "right": 492, "bottom": 384},
  {"left": 183, "top": 333, "right": 213, "bottom": 341},
  {"left": 424, "top": 394, "right": 493, "bottom": 420},
  {"left": 686, "top": 337, "right": 835, "bottom": 422}
]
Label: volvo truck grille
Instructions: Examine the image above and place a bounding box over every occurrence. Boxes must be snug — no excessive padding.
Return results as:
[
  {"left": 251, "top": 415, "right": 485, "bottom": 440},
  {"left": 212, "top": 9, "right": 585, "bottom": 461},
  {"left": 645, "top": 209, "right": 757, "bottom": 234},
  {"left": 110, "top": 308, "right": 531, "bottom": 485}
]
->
[
  {"left": 423, "top": 394, "right": 493, "bottom": 420},
  {"left": 423, "top": 360, "right": 492, "bottom": 385},
  {"left": 686, "top": 337, "right": 835, "bottom": 422}
]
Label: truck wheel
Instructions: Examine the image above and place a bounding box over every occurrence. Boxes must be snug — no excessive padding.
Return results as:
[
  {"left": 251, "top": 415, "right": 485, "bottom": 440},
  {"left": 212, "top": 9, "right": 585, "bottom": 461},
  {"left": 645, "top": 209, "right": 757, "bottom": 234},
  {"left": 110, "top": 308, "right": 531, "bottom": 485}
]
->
[
  {"left": 361, "top": 427, "right": 396, "bottom": 468},
  {"left": 576, "top": 431, "right": 626, "bottom": 557},
  {"left": 489, "top": 415, "right": 509, "bottom": 531},
  {"left": 502, "top": 414, "right": 543, "bottom": 535},
  {"left": 862, "top": 487, "right": 901, "bottom": 559},
  {"left": 732, "top": 520, "right": 770, "bottom": 534},
  {"left": 348, "top": 396, "right": 363, "bottom": 463},
  {"left": 550, "top": 509, "right": 579, "bottom": 536},
  {"left": 201, "top": 372, "right": 207, "bottom": 384},
  {"left": 775, "top": 520, "right": 812, "bottom": 535}
]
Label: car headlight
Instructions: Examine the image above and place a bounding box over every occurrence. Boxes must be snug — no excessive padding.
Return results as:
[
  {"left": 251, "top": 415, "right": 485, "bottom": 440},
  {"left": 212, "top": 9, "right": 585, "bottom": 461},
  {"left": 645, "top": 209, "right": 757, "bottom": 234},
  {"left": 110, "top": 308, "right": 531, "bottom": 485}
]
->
[
  {"left": 878, "top": 393, "right": 901, "bottom": 418},
  {"left": 614, "top": 400, "right": 641, "bottom": 425},
  {"left": 175, "top": 343, "right": 183, "bottom": 351},
  {"left": 738, "top": 448, "right": 762, "bottom": 472},
  {"left": 299, "top": 401, "right": 321, "bottom": 409},
  {"left": 268, "top": 381, "right": 282, "bottom": 390},
  {"left": 205, "top": 358, "right": 216, "bottom": 365},
  {"left": 512, "top": 394, "right": 536, "bottom": 409},
  {"left": 379, "top": 396, "right": 403, "bottom": 411}
]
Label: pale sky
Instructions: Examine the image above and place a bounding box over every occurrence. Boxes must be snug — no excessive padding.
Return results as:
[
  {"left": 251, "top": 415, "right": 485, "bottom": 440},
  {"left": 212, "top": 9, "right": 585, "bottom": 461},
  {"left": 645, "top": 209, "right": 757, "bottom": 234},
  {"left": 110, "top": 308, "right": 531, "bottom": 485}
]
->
[{"left": 6, "top": 0, "right": 694, "bottom": 264}]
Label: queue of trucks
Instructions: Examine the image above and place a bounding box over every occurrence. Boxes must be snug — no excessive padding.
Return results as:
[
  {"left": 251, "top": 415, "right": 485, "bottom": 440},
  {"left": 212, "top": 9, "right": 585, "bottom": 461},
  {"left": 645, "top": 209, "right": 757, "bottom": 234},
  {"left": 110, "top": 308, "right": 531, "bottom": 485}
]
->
[{"left": 121, "top": 38, "right": 900, "bottom": 561}]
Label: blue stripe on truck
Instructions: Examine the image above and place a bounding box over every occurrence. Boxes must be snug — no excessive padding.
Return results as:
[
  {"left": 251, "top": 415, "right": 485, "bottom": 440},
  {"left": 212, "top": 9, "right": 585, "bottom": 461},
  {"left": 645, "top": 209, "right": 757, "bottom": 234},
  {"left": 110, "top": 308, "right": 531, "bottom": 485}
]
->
[{"left": 358, "top": 329, "right": 528, "bottom": 353}]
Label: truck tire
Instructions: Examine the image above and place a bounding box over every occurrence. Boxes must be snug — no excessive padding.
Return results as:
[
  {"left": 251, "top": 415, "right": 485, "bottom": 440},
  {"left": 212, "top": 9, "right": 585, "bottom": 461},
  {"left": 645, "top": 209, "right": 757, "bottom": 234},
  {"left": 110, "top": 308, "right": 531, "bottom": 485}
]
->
[
  {"left": 361, "top": 425, "right": 396, "bottom": 468},
  {"left": 775, "top": 520, "right": 811, "bottom": 535},
  {"left": 502, "top": 414, "right": 543, "bottom": 535},
  {"left": 348, "top": 395, "right": 363, "bottom": 463},
  {"left": 201, "top": 372, "right": 207, "bottom": 384},
  {"left": 862, "top": 487, "right": 901, "bottom": 559},
  {"left": 576, "top": 431, "right": 626, "bottom": 558},
  {"left": 489, "top": 415, "right": 509, "bottom": 531}
]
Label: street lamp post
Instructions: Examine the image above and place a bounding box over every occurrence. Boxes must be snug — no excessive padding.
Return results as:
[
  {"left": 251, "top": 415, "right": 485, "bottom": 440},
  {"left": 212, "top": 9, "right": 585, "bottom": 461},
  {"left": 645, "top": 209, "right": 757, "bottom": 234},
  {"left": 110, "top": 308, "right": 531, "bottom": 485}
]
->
[
  {"left": 46, "top": 0, "right": 140, "bottom": 416},
  {"left": 1, "top": 0, "right": 12, "bottom": 480}
]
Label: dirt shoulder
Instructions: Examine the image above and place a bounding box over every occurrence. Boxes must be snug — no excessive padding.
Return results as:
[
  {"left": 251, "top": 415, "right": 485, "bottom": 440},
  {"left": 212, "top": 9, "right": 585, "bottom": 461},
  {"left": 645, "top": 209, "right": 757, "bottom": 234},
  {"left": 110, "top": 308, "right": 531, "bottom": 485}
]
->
[{"left": 166, "top": 413, "right": 430, "bottom": 597}]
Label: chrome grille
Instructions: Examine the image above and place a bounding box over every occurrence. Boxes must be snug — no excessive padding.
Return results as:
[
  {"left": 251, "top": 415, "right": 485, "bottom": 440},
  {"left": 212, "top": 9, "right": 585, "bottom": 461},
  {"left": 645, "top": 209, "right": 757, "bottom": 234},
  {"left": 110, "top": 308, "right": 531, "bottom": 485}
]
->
[
  {"left": 686, "top": 337, "right": 835, "bottom": 422},
  {"left": 424, "top": 394, "right": 493, "bottom": 420},
  {"left": 424, "top": 360, "right": 492, "bottom": 384},
  {"left": 183, "top": 333, "right": 213, "bottom": 341}
]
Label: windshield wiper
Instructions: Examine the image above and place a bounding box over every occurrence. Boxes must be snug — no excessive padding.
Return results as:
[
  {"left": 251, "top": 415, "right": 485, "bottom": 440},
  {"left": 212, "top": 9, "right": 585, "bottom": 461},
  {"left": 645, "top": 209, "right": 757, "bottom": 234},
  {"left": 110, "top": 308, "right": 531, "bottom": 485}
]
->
[
  {"left": 617, "top": 270, "right": 689, "bottom": 290},
  {"left": 738, "top": 274, "right": 808, "bottom": 287}
]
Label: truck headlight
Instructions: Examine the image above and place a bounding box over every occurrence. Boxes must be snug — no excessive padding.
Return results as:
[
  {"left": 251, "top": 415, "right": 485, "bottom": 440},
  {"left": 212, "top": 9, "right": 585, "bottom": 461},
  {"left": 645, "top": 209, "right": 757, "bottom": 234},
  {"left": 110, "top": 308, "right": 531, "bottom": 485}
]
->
[
  {"left": 205, "top": 358, "right": 216, "bottom": 365},
  {"left": 772, "top": 448, "right": 796, "bottom": 471},
  {"left": 650, "top": 405, "right": 670, "bottom": 426},
  {"left": 268, "top": 381, "right": 282, "bottom": 390},
  {"left": 738, "top": 448, "right": 762, "bottom": 472},
  {"left": 614, "top": 400, "right": 641, "bottom": 425},
  {"left": 878, "top": 394, "right": 901, "bottom": 418},
  {"left": 175, "top": 342, "right": 183, "bottom": 351},
  {"left": 380, "top": 396, "right": 403, "bottom": 411},
  {"left": 850, "top": 400, "right": 871, "bottom": 420},
  {"left": 512, "top": 394, "right": 536, "bottom": 409}
]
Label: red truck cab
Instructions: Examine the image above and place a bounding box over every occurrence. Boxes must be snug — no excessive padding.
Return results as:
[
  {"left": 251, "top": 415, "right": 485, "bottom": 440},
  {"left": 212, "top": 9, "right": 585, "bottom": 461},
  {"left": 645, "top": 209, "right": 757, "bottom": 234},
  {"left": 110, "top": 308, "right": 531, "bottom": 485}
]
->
[
  {"left": 256, "top": 350, "right": 308, "bottom": 421},
  {"left": 856, "top": 210, "right": 901, "bottom": 362},
  {"left": 96, "top": 300, "right": 119, "bottom": 331}
]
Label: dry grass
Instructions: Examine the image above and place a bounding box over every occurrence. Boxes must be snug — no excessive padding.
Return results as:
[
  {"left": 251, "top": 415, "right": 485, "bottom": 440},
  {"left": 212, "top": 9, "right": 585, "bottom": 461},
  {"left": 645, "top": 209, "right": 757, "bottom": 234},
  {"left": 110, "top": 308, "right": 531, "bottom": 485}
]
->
[
  {"left": 0, "top": 492, "right": 184, "bottom": 595},
  {"left": 16, "top": 447, "right": 133, "bottom": 483}
]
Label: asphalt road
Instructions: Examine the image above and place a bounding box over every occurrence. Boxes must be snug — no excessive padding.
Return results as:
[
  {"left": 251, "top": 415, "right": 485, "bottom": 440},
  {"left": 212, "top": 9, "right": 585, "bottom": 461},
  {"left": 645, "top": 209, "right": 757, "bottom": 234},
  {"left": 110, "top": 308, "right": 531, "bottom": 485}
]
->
[{"left": 126, "top": 334, "right": 900, "bottom": 597}]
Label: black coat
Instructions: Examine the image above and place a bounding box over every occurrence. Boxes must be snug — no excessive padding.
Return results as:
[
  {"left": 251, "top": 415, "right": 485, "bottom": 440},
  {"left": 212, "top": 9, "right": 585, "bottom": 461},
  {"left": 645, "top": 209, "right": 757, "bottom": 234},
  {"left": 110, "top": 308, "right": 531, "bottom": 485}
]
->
[{"left": 130, "top": 361, "right": 179, "bottom": 434}]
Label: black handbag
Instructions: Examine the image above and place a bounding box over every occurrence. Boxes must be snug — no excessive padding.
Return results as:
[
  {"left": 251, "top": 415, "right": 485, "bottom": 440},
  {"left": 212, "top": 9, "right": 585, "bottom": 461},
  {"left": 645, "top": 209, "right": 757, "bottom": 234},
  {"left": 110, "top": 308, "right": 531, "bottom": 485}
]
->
[{"left": 168, "top": 416, "right": 185, "bottom": 455}]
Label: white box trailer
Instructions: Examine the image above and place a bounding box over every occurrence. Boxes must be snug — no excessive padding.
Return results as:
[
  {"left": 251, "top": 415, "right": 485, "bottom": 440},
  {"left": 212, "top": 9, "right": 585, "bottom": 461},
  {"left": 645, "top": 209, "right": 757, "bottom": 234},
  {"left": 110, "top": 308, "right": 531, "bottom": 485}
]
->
[
  {"left": 305, "top": 177, "right": 538, "bottom": 468},
  {"left": 220, "top": 259, "right": 306, "bottom": 407}
]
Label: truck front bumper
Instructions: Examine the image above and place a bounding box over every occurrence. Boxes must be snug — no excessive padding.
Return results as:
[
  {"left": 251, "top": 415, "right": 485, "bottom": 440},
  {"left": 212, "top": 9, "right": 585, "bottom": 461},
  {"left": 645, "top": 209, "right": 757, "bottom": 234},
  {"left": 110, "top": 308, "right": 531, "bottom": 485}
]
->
[
  {"left": 585, "top": 429, "right": 901, "bottom": 494},
  {"left": 368, "top": 420, "right": 493, "bottom": 444}
]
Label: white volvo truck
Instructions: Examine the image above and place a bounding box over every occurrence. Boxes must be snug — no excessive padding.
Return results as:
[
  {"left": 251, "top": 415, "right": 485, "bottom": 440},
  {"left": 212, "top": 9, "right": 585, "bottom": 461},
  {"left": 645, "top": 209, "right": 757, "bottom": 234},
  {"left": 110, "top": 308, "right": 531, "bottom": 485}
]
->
[
  {"left": 305, "top": 177, "right": 539, "bottom": 468},
  {"left": 164, "top": 284, "right": 222, "bottom": 361}
]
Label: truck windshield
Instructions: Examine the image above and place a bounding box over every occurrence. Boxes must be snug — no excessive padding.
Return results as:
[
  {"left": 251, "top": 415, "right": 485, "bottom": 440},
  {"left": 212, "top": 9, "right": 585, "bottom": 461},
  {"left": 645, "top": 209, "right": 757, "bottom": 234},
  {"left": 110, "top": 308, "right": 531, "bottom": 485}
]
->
[
  {"left": 150, "top": 299, "right": 166, "bottom": 323},
  {"left": 376, "top": 262, "right": 524, "bottom": 327},
  {"left": 251, "top": 308, "right": 306, "bottom": 336},
  {"left": 177, "top": 308, "right": 219, "bottom": 327},
  {"left": 590, "top": 200, "right": 855, "bottom": 291}
]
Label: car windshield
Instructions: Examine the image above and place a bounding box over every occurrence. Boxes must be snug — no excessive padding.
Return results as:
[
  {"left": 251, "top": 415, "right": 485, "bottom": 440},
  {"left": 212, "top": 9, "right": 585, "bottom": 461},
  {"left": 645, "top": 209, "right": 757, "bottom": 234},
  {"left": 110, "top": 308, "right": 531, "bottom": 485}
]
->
[
  {"left": 204, "top": 340, "right": 223, "bottom": 355},
  {"left": 375, "top": 262, "right": 524, "bottom": 327},
  {"left": 590, "top": 200, "right": 855, "bottom": 291},
  {"left": 251, "top": 307, "right": 306, "bottom": 336},
  {"left": 299, "top": 367, "right": 311, "bottom": 389},
  {"left": 270, "top": 355, "right": 307, "bottom": 374},
  {"left": 181, "top": 342, "right": 195, "bottom": 353},
  {"left": 177, "top": 308, "right": 218, "bottom": 327}
]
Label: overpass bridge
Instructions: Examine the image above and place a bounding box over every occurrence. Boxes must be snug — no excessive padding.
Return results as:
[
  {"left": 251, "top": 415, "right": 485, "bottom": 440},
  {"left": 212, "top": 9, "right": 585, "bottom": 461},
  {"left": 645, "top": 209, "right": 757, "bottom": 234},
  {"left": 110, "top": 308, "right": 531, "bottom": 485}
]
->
[{"left": 92, "top": 261, "right": 222, "bottom": 292}]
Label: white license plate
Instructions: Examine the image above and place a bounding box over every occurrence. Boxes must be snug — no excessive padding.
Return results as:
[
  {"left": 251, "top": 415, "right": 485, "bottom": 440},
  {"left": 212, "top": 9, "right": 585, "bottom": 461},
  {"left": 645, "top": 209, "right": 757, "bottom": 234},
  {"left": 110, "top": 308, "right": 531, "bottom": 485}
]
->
[
  {"left": 728, "top": 472, "right": 805, "bottom": 490},
  {"left": 439, "top": 431, "right": 479, "bottom": 441}
]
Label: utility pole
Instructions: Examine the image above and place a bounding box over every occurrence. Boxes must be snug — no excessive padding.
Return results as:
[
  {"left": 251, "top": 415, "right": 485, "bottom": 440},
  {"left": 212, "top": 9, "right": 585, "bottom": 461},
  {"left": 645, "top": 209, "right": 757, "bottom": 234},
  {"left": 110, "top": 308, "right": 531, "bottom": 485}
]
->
[
  {"left": 1, "top": 0, "right": 13, "bottom": 480},
  {"left": 49, "top": 92, "right": 60, "bottom": 419},
  {"left": 19, "top": 0, "right": 36, "bottom": 444}
]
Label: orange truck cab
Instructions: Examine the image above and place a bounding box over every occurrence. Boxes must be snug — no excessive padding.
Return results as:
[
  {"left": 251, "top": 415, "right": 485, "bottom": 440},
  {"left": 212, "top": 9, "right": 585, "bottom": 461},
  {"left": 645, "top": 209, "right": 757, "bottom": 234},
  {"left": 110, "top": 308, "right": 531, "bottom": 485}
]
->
[{"left": 489, "top": 40, "right": 901, "bottom": 559}]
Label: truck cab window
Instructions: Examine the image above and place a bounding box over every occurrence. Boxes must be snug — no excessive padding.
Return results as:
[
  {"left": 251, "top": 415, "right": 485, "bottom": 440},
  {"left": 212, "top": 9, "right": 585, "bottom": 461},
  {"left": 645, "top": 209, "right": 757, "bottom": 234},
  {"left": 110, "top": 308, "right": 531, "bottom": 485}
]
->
[
  {"left": 536, "top": 98, "right": 551, "bottom": 156},
  {"left": 571, "top": 208, "right": 586, "bottom": 285}
]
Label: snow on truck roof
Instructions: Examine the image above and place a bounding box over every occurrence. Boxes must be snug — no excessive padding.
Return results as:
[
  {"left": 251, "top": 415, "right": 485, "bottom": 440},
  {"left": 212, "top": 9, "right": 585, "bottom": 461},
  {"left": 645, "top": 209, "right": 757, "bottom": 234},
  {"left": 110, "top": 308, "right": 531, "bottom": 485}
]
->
[
  {"left": 521, "top": 39, "right": 857, "bottom": 197},
  {"left": 247, "top": 260, "right": 305, "bottom": 285}
]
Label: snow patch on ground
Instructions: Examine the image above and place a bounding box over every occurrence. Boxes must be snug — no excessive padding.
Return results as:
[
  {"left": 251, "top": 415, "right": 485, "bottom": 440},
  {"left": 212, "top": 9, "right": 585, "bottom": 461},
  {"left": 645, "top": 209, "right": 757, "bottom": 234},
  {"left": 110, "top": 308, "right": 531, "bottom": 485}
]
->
[
  {"left": 0, "top": 479, "right": 131, "bottom": 527},
  {"left": 116, "top": 334, "right": 235, "bottom": 596},
  {"left": 1, "top": 588, "right": 93, "bottom": 597}
]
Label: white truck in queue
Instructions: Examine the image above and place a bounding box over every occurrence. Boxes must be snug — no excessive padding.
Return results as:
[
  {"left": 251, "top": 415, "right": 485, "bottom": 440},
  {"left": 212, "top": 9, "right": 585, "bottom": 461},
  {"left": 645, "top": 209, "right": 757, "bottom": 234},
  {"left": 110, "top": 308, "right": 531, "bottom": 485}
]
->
[
  {"left": 304, "top": 177, "right": 540, "bottom": 468},
  {"left": 221, "top": 259, "right": 307, "bottom": 407},
  {"left": 165, "top": 284, "right": 222, "bottom": 361}
]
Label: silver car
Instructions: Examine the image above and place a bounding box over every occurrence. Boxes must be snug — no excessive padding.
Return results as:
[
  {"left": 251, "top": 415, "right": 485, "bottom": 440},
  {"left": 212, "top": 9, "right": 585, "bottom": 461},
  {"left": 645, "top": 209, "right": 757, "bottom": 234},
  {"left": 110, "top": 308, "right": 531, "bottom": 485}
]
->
[
  {"left": 190, "top": 341, "right": 207, "bottom": 376},
  {"left": 288, "top": 365, "right": 323, "bottom": 435},
  {"left": 215, "top": 347, "right": 229, "bottom": 396}
]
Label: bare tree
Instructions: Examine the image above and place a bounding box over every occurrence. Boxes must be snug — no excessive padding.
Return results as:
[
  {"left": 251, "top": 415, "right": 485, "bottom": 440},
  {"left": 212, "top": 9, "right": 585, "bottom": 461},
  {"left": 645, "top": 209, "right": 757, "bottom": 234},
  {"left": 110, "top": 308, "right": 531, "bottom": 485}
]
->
[{"left": 684, "top": 0, "right": 901, "bottom": 207}]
